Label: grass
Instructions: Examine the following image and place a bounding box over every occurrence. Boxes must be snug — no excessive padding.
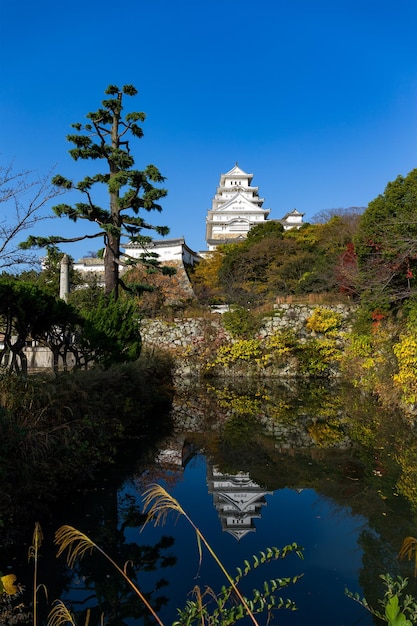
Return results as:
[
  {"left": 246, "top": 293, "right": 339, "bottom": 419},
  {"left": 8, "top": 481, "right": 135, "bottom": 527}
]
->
[{"left": 45, "top": 485, "right": 303, "bottom": 626}]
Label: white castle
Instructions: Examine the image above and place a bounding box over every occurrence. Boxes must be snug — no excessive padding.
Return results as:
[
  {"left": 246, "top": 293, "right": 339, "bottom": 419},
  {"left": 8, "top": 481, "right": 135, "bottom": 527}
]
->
[{"left": 206, "top": 164, "right": 304, "bottom": 251}]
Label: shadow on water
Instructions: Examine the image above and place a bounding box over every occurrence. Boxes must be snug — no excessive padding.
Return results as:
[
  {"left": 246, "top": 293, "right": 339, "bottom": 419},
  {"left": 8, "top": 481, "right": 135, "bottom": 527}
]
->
[{"left": 3, "top": 378, "right": 417, "bottom": 625}]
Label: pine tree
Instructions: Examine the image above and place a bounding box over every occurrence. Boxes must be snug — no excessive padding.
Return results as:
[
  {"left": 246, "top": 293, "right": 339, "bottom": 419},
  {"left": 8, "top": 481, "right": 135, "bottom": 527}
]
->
[{"left": 21, "top": 85, "right": 170, "bottom": 298}]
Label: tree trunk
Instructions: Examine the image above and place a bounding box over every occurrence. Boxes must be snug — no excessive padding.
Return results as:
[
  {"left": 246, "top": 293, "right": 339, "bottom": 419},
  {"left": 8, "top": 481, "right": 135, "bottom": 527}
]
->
[
  {"left": 104, "top": 233, "right": 120, "bottom": 297},
  {"left": 105, "top": 98, "right": 122, "bottom": 298}
]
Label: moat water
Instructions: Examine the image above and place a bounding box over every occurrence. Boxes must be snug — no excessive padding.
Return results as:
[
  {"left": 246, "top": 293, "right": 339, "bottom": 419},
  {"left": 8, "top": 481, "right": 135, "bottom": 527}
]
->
[{"left": 4, "top": 378, "right": 417, "bottom": 625}]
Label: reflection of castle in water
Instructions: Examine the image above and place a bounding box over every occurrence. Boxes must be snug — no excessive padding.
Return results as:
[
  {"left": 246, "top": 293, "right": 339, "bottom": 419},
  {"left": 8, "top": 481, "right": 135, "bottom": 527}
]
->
[
  {"left": 207, "top": 464, "right": 272, "bottom": 541},
  {"left": 154, "top": 440, "right": 273, "bottom": 540}
]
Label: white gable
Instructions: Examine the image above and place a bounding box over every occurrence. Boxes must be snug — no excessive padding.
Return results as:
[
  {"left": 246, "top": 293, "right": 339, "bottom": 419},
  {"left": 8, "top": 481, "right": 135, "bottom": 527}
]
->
[
  {"left": 215, "top": 193, "right": 267, "bottom": 214},
  {"left": 220, "top": 164, "right": 254, "bottom": 187}
]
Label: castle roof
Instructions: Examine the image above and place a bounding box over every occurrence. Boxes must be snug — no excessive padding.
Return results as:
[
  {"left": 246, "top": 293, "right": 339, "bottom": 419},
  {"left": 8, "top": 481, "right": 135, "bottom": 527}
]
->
[{"left": 220, "top": 163, "right": 253, "bottom": 185}]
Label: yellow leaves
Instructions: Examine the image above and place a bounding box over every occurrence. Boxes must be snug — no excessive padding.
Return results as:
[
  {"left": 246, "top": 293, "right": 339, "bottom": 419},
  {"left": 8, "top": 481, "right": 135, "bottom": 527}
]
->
[
  {"left": 393, "top": 333, "right": 417, "bottom": 405},
  {"left": 306, "top": 307, "right": 343, "bottom": 335},
  {"left": 207, "top": 326, "right": 341, "bottom": 375},
  {"left": 1, "top": 574, "right": 18, "bottom": 595},
  {"left": 393, "top": 334, "right": 417, "bottom": 365},
  {"left": 340, "top": 329, "right": 390, "bottom": 391},
  {"left": 398, "top": 537, "right": 417, "bottom": 577},
  {"left": 191, "top": 248, "right": 225, "bottom": 294},
  {"left": 212, "top": 387, "right": 263, "bottom": 416},
  {"left": 208, "top": 339, "right": 263, "bottom": 368},
  {"left": 307, "top": 421, "right": 344, "bottom": 447}
]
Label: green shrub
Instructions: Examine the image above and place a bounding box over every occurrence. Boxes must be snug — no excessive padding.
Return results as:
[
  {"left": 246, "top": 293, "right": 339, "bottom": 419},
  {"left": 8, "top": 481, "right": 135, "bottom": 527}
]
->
[
  {"left": 0, "top": 353, "right": 174, "bottom": 527},
  {"left": 298, "top": 337, "right": 341, "bottom": 375},
  {"left": 223, "top": 307, "right": 261, "bottom": 339}
]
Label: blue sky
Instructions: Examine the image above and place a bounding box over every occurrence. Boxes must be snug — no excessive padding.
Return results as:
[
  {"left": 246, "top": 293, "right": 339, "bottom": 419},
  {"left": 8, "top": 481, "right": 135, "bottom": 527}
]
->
[{"left": 2, "top": 0, "right": 417, "bottom": 259}]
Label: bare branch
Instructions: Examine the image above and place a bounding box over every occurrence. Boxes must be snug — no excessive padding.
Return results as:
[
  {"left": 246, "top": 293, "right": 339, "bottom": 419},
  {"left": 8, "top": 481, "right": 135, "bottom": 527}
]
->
[{"left": 0, "top": 163, "right": 63, "bottom": 270}]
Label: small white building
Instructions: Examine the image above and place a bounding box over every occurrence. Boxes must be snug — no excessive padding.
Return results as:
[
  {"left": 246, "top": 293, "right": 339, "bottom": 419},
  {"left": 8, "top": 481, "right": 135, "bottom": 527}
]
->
[
  {"left": 124, "top": 237, "right": 201, "bottom": 266},
  {"left": 71, "top": 256, "right": 106, "bottom": 286},
  {"left": 277, "top": 208, "right": 305, "bottom": 230},
  {"left": 73, "top": 238, "right": 201, "bottom": 279}
]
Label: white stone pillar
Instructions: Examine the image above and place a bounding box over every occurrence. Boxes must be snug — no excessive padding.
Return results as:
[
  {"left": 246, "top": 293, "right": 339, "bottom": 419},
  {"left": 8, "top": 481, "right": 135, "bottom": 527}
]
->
[{"left": 59, "top": 254, "right": 70, "bottom": 302}]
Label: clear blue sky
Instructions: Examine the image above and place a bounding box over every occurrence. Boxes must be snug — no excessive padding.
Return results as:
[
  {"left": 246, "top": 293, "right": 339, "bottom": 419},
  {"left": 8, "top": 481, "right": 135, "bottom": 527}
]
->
[{"left": 2, "top": 0, "right": 417, "bottom": 259}]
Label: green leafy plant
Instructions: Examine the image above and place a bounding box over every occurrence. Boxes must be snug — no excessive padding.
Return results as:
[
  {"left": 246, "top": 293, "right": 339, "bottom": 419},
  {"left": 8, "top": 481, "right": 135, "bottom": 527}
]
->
[
  {"left": 346, "top": 574, "right": 417, "bottom": 625},
  {"left": 223, "top": 307, "right": 262, "bottom": 339},
  {"left": 78, "top": 292, "right": 142, "bottom": 368},
  {"left": 297, "top": 337, "right": 341, "bottom": 375},
  {"left": 173, "top": 563, "right": 300, "bottom": 626}
]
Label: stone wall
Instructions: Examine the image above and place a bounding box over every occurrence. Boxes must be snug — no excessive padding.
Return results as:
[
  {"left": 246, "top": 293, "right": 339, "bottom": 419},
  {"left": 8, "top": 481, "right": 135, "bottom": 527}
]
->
[
  {"left": 140, "top": 303, "right": 355, "bottom": 378},
  {"left": 23, "top": 303, "right": 354, "bottom": 375}
]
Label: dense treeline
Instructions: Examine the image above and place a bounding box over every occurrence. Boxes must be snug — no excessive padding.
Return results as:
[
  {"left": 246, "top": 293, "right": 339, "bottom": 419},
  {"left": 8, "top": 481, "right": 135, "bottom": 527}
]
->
[{"left": 190, "top": 210, "right": 361, "bottom": 306}]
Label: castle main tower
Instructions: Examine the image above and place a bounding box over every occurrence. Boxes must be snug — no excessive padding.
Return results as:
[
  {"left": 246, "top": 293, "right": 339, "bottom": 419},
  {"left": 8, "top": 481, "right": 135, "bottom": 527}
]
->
[{"left": 205, "top": 164, "right": 270, "bottom": 250}]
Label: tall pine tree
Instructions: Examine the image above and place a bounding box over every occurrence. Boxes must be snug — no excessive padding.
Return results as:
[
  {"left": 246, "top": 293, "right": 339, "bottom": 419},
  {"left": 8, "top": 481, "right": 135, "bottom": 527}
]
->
[{"left": 21, "top": 85, "right": 170, "bottom": 298}]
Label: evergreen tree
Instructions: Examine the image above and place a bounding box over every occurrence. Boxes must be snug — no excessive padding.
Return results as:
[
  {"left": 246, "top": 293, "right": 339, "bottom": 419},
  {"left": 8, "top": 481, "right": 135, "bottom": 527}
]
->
[
  {"left": 79, "top": 293, "right": 142, "bottom": 368},
  {"left": 21, "top": 85, "right": 170, "bottom": 298},
  {"left": 354, "top": 169, "right": 417, "bottom": 306},
  {"left": 0, "top": 278, "right": 81, "bottom": 374}
]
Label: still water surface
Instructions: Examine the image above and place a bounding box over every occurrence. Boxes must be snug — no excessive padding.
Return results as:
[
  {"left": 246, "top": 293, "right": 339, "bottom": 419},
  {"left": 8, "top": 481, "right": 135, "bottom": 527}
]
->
[
  {"left": 8, "top": 379, "right": 417, "bottom": 625},
  {"left": 120, "top": 453, "right": 372, "bottom": 626}
]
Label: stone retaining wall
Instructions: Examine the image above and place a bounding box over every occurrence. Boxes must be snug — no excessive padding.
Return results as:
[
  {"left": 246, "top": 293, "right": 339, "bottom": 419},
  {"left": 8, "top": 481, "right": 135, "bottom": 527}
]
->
[{"left": 140, "top": 303, "right": 355, "bottom": 378}]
